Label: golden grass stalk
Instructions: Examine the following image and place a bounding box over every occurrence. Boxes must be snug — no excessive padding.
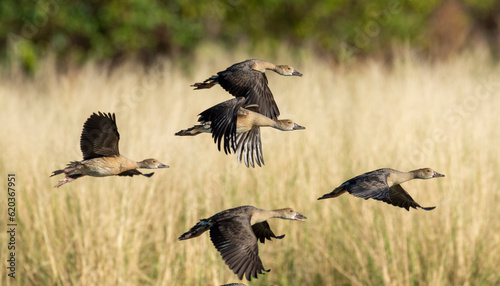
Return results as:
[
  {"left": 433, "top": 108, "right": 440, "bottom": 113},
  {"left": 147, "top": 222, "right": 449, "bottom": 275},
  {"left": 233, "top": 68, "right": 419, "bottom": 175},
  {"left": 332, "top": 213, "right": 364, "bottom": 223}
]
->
[{"left": 0, "top": 46, "right": 499, "bottom": 285}]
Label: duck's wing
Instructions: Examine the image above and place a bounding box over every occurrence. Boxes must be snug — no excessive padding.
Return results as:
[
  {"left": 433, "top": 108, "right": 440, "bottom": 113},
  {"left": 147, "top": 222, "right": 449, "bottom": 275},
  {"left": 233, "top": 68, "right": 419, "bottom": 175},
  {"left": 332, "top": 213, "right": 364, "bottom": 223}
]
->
[
  {"left": 218, "top": 63, "right": 280, "bottom": 120},
  {"left": 117, "top": 169, "right": 154, "bottom": 177},
  {"left": 80, "top": 112, "right": 120, "bottom": 160},
  {"left": 252, "top": 221, "right": 285, "bottom": 243},
  {"left": 235, "top": 127, "right": 264, "bottom": 168},
  {"left": 210, "top": 217, "right": 269, "bottom": 281},
  {"left": 381, "top": 184, "right": 436, "bottom": 211},
  {"left": 243, "top": 104, "right": 260, "bottom": 113},
  {"left": 199, "top": 97, "right": 245, "bottom": 155},
  {"left": 344, "top": 171, "right": 390, "bottom": 200},
  {"left": 319, "top": 171, "right": 389, "bottom": 200}
]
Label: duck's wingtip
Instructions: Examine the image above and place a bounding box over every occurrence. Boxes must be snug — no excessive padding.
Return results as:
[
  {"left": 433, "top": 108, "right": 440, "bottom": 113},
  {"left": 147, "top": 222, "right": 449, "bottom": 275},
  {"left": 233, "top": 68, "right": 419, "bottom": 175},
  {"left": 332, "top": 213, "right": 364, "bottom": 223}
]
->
[
  {"left": 143, "top": 172, "right": 155, "bottom": 178},
  {"left": 275, "top": 234, "right": 285, "bottom": 239}
]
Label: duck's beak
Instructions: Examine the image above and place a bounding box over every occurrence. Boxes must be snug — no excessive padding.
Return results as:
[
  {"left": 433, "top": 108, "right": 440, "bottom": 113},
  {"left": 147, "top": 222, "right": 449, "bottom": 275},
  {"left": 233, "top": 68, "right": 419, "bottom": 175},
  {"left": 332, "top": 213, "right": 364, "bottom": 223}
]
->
[
  {"left": 294, "top": 212, "right": 307, "bottom": 222},
  {"left": 292, "top": 70, "right": 303, "bottom": 77},
  {"left": 293, "top": 123, "right": 306, "bottom": 130},
  {"left": 433, "top": 171, "right": 445, "bottom": 178},
  {"left": 158, "top": 163, "right": 169, "bottom": 168}
]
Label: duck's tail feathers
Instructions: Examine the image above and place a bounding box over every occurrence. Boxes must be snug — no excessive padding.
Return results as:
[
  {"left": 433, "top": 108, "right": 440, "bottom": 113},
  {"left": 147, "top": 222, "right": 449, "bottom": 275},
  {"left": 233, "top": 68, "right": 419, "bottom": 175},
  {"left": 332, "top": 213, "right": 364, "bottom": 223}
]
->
[
  {"left": 191, "top": 75, "right": 218, "bottom": 90},
  {"left": 50, "top": 161, "right": 82, "bottom": 177},
  {"left": 50, "top": 169, "right": 64, "bottom": 177},
  {"left": 178, "top": 219, "right": 212, "bottom": 240},
  {"left": 175, "top": 124, "right": 211, "bottom": 136},
  {"left": 318, "top": 186, "right": 346, "bottom": 200}
]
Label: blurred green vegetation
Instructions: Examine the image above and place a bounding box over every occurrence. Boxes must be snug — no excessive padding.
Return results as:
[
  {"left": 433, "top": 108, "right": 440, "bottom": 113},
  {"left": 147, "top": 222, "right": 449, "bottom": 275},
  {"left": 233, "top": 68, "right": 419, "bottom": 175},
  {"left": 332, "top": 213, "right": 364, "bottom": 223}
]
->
[{"left": 1, "top": 0, "right": 499, "bottom": 72}]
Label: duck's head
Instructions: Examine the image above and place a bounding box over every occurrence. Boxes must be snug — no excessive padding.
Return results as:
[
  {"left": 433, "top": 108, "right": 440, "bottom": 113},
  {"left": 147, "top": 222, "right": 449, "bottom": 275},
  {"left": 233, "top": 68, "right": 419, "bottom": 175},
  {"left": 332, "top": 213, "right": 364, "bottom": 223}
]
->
[
  {"left": 413, "top": 168, "right": 445, "bottom": 179},
  {"left": 275, "top": 119, "right": 306, "bottom": 131},
  {"left": 276, "top": 65, "right": 303, "bottom": 77},
  {"left": 276, "top": 208, "right": 307, "bottom": 221},
  {"left": 138, "top": 158, "right": 169, "bottom": 169}
]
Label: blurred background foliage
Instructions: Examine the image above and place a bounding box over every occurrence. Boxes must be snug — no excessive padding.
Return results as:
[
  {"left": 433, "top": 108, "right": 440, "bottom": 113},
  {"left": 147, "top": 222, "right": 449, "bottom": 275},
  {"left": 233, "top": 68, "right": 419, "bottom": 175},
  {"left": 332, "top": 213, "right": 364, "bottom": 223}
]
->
[{"left": 1, "top": 0, "right": 499, "bottom": 73}]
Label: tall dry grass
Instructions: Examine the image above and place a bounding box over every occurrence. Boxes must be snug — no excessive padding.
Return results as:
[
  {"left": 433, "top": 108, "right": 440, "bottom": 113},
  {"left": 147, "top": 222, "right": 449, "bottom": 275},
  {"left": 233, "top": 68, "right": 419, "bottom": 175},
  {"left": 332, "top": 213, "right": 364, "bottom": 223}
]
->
[{"left": 1, "top": 46, "right": 499, "bottom": 286}]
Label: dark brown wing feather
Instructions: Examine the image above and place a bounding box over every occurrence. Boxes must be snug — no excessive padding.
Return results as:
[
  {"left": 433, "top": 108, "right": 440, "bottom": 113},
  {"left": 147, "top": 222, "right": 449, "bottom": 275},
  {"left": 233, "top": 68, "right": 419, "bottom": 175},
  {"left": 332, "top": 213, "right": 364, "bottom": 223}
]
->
[
  {"left": 118, "top": 169, "right": 154, "bottom": 177},
  {"left": 252, "top": 221, "right": 284, "bottom": 243},
  {"left": 199, "top": 97, "right": 245, "bottom": 155},
  {"left": 343, "top": 170, "right": 390, "bottom": 200},
  {"left": 217, "top": 61, "right": 280, "bottom": 120},
  {"left": 243, "top": 104, "right": 260, "bottom": 113},
  {"left": 381, "top": 184, "right": 435, "bottom": 211},
  {"left": 235, "top": 127, "right": 264, "bottom": 168},
  {"left": 179, "top": 206, "right": 254, "bottom": 240},
  {"left": 80, "top": 112, "right": 120, "bottom": 160},
  {"left": 210, "top": 217, "right": 268, "bottom": 281}
]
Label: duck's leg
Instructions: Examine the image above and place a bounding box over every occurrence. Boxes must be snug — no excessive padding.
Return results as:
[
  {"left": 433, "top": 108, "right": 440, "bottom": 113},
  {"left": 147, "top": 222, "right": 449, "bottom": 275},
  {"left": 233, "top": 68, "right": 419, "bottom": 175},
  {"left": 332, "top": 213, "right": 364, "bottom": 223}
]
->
[
  {"left": 54, "top": 174, "right": 83, "bottom": 188},
  {"left": 54, "top": 177, "right": 74, "bottom": 188}
]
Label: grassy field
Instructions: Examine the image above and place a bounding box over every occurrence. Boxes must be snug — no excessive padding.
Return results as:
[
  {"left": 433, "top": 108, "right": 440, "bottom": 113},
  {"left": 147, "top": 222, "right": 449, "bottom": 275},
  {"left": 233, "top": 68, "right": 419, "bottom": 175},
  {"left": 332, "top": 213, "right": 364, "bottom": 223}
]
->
[{"left": 1, "top": 46, "right": 499, "bottom": 285}]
